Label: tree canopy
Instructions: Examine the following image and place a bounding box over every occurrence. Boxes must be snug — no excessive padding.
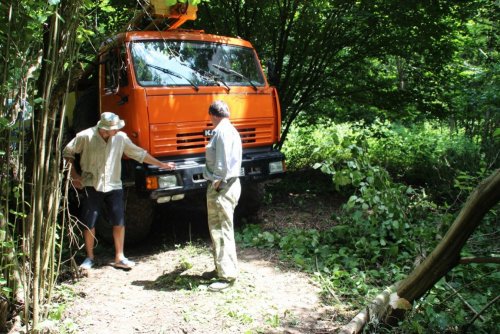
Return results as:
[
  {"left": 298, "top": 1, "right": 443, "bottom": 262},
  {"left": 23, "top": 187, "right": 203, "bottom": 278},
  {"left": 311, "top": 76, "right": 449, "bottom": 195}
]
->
[{"left": 195, "top": 1, "right": 496, "bottom": 147}]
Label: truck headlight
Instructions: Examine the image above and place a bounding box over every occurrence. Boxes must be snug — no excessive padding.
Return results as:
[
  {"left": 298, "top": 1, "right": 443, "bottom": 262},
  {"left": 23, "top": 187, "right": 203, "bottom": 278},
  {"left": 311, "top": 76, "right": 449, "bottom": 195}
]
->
[
  {"left": 158, "top": 174, "right": 178, "bottom": 188},
  {"left": 269, "top": 161, "right": 284, "bottom": 174}
]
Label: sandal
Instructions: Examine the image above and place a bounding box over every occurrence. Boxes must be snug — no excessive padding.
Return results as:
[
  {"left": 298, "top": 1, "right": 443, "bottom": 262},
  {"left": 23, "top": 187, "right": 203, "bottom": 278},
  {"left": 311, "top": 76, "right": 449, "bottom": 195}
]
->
[
  {"left": 112, "top": 258, "right": 135, "bottom": 270},
  {"left": 208, "top": 280, "right": 234, "bottom": 292},
  {"left": 79, "top": 257, "right": 94, "bottom": 270}
]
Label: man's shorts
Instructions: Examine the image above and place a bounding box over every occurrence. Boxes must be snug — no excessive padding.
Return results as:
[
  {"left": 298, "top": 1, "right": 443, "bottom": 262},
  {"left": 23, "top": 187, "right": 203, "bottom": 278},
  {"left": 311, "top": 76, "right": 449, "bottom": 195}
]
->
[{"left": 79, "top": 187, "right": 125, "bottom": 229}]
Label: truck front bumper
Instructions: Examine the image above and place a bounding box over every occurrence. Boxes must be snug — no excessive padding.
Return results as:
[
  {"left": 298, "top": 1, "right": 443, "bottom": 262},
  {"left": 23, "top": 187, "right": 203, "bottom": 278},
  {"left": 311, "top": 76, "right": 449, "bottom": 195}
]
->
[{"left": 134, "top": 148, "right": 285, "bottom": 203}]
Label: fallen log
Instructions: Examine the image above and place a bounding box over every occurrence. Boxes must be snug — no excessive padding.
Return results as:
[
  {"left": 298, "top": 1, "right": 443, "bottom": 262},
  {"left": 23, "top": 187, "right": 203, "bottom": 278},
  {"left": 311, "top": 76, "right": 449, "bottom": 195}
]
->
[{"left": 340, "top": 169, "right": 500, "bottom": 333}]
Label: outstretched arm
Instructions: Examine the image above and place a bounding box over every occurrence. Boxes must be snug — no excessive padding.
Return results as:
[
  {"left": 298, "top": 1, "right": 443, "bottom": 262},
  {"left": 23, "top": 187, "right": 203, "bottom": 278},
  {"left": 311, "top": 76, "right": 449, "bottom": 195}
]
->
[{"left": 143, "top": 153, "right": 175, "bottom": 170}]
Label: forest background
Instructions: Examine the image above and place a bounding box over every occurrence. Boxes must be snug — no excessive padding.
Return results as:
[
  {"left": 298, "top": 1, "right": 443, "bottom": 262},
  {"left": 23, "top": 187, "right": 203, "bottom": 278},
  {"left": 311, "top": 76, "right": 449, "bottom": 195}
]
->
[{"left": 0, "top": 0, "right": 498, "bottom": 333}]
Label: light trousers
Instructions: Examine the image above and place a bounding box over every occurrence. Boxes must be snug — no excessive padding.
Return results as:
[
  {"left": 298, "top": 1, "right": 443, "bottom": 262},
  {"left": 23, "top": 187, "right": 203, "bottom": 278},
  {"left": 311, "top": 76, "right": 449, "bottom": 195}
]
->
[{"left": 206, "top": 178, "right": 241, "bottom": 280}]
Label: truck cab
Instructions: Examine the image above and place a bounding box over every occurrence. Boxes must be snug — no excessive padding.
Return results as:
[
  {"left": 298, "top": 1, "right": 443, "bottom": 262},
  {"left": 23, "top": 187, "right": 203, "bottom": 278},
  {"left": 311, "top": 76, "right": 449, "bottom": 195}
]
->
[
  {"left": 101, "top": 30, "right": 285, "bottom": 203},
  {"left": 71, "top": 3, "right": 285, "bottom": 243}
]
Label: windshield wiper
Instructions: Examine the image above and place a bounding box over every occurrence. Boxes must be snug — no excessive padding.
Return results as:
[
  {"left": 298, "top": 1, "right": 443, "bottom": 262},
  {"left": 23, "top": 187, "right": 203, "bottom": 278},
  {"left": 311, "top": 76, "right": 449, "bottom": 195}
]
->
[
  {"left": 211, "top": 64, "right": 258, "bottom": 91},
  {"left": 177, "top": 62, "right": 231, "bottom": 92},
  {"left": 146, "top": 63, "right": 199, "bottom": 91},
  {"left": 202, "top": 70, "right": 230, "bottom": 91}
]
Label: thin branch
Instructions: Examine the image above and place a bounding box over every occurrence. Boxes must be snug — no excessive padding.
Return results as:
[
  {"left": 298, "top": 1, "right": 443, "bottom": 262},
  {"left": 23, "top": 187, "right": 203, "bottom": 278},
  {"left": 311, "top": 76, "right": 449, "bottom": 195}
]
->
[
  {"left": 459, "top": 257, "right": 500, "bottom": 265},
  {"left": 444, "top": 282, "right": 485, "bottom": 323},
  {"left": 463, "top": 295, "right": 500, "bottom": 333},
  {"left": 440, "top": 269, "right": 497, "bottom": 305}
]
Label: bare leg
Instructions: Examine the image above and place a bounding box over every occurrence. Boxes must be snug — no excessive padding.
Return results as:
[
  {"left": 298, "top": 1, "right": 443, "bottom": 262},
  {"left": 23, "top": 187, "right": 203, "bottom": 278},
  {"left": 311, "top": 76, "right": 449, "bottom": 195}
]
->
[
  {"left": 83, "top": 227, "right": 96, "bottom": 259},
  {"left": 113, "top": 225, "right": 125, "bottom": 262}
]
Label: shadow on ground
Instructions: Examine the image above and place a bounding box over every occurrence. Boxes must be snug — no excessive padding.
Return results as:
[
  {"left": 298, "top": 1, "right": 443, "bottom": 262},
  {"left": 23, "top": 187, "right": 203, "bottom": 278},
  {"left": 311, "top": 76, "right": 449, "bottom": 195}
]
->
[{"left": 131, "top": 269, "right": 211, "bottom": 291}]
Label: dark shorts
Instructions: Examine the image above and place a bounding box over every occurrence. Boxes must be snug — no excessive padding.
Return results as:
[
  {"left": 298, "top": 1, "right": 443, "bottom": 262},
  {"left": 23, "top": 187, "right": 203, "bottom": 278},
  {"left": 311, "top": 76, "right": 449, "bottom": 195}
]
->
[{"left": 79, "top": 187, "right": 125, "bottom": 229}]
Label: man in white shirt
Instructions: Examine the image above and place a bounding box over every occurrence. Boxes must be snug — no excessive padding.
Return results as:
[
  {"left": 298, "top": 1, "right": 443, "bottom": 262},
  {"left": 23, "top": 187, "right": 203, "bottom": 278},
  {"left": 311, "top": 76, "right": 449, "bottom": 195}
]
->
[
  {"left": 64, "top": 112, "right": 174, "bottom": 270},
  {"left": 203, "top": 100, "right": 242, "bottom": 291}
]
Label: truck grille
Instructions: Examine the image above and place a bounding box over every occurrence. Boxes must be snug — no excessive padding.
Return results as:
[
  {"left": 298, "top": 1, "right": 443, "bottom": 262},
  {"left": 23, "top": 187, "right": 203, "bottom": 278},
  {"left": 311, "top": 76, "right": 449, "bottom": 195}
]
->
[
  {"left": 176, "top": 131, "right": 206, "bottom": 150},
  {"left": 150, "top": 119, "right": 274, "bottom": 155}
]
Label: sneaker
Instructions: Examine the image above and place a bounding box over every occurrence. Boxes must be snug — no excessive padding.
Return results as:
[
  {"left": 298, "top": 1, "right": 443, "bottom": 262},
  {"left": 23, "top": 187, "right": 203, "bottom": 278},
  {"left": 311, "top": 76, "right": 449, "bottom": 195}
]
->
[
  {"left": 112, "top": 258, "right": 135, "bottom": 270},
  {"left": 208, "top": 280, "right": 234, "bottom": 292},
  {"left": 79, "top": 257, "right": 94, "bottom": 270},
  {"left": 201, "top": 270, "right": 218, "bottom": 279}
]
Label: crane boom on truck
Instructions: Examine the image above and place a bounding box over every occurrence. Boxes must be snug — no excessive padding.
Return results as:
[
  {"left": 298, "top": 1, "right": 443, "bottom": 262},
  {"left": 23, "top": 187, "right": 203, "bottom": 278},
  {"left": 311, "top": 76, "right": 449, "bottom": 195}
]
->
[{"left": 68, "top": 1, "right": 286, "bottom": 243}]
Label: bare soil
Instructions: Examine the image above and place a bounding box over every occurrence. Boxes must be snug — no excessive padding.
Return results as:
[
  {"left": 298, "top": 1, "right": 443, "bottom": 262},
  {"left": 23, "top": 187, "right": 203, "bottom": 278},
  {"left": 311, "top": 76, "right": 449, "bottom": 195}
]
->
[{"left": 62, "top": 172, "right": 349, "bottom": 333}]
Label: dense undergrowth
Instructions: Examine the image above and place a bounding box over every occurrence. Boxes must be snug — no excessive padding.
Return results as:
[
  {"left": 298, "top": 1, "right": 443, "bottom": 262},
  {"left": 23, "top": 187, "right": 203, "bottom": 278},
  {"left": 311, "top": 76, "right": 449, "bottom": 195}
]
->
[{"left": 236, "top": 120, "right": 499, "bottom": 333}]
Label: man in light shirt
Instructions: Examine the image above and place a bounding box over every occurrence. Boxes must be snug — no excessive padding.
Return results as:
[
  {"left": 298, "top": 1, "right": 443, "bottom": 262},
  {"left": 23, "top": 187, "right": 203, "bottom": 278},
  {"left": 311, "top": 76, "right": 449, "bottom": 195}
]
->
[
  {"left": 203, "top": 100, "right": 242, "bottom": 291},
  {"left": 63, "top": 112, "right": 175, "bottom": 270}
]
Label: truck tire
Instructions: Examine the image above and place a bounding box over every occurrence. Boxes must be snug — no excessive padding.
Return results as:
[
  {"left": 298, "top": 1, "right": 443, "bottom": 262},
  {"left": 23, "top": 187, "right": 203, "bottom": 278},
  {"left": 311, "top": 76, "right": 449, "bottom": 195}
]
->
[
  {"left": 235, "top": 182, "right": 264, "bottom": 218},
  {"left": 95, "top": 188, "right": 153, "bottom": 245}
]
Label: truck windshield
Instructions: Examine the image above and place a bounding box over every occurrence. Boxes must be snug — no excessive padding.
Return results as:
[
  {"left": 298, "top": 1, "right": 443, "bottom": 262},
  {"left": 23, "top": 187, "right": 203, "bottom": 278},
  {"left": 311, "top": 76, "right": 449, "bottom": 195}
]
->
[{"left": 130, "top": 40, "right": 265, "bottom": 88}]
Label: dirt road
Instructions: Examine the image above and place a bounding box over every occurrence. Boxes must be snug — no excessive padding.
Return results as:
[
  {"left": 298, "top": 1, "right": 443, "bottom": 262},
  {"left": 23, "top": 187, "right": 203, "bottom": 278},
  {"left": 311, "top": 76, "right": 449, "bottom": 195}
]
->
[
  {"left": 63, "top": 242, "right": 339, "bottom": 334},
  {"left": 63, "top": 173, "right": 343, "bottom": 333}
]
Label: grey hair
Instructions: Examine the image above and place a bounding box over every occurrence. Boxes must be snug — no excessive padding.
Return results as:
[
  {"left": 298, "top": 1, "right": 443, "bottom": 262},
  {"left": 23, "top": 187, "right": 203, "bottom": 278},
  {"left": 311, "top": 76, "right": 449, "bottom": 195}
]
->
[{"left": 208, "top": 100, "right": 230, "bottom": 118}]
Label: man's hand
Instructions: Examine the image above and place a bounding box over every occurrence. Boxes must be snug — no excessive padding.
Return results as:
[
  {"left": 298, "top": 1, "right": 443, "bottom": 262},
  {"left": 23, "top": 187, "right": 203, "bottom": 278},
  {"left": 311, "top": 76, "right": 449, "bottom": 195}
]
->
[
  {"left": 213, "top": 180, "right": 222, "bottom": 191},
  {"left": 160, "top": 162, "right": 175, "bottom": 170},
  {"left": 143, "top": 154, "right": 176, "bottom": 170}
]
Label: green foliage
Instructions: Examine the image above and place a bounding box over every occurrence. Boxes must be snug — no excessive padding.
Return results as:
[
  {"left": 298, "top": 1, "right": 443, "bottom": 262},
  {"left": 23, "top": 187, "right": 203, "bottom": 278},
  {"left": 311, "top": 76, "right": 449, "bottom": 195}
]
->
[
  {"left": 242, "top": 117, "right": 498, "bottom": 331},
  {"left": 282, "top": 119, "right": 354, "bottom": 172},
  {"left": 440, "top": 2, "right": 499, "bottom": 164},
  {"left": 237, "top": 224, "right": 280, "bottom": 249},
  {"left": 283, "top": 119, "right": 486, "bottom": 204},
  {"left": 2, "top": 0, "right": 88, "bottom": 331},
  {"left": 236, "top": 223, "right": 412, "bottom": 306},
  {"left": 365, "top": 120, "right": 484, "bottom": 202},
  {"left": 237, "top": 190, "right": 497, "bottom": 331},
  {"left": 0, "top": 276, "right": 13, "bottom": 298}
]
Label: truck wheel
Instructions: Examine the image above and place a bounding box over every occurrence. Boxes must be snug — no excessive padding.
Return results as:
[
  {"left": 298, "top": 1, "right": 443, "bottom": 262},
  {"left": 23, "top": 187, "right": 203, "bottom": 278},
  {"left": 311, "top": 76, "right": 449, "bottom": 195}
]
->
[
  {"left": 95, "top": 189, "right": 153, "bottom": 245},
  {"left": 235, "top": 182, "right": 264, "bottom": 218}
]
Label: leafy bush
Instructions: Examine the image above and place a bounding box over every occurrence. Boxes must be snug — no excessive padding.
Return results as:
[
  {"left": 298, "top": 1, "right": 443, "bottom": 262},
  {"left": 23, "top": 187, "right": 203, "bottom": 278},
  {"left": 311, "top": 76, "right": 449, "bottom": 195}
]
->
[
  {"left": 365, "top": 120, "right": 483, "bottom": 202},
  {"left": 247, "top": 118, "right": 498, "bottom": 332},
  {"left": 283, "top": 119, "right": 485, "bottom": 204},
  {"left": 282, "top": 120, "right": 355, "bottom": 171}
]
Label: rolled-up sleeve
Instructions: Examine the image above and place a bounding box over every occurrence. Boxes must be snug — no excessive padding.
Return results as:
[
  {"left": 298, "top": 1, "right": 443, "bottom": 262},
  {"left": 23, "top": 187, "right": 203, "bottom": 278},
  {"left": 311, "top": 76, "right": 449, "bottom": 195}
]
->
[
  {"left": 122, "top": 135, "right": 147, "bottom": 163},
  {"left": 63, "top": 136, "right": 83, "bottom": 160}
]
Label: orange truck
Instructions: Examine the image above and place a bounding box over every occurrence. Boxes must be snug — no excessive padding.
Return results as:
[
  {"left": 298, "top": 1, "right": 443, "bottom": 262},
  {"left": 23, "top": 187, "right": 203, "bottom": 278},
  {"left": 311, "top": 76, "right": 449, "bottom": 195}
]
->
[{"left": 69, "top": 2, "right": 285, "bottom": 242}]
